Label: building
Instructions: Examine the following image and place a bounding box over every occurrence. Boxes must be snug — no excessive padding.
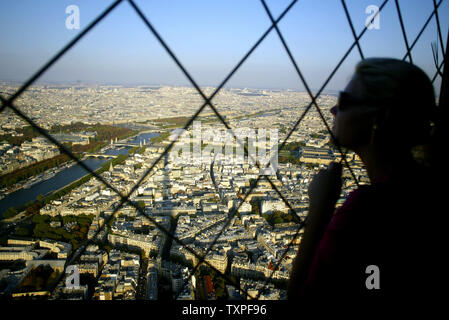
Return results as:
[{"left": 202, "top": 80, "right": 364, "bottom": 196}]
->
[
  {"left": 0, "top": 239, "right": 71, "bottom": 262},
  {"left": 108, "top": 233, "right": 162, "bottom": 257},
  {"left": 146, "top": 261, "right": 158, "bottom": 300},
  {"left": 93, "top": 250, "right": 140, "bottom": 300},
  {"left": 299, "top": 146, "right": 336, "bottom": 165},
  {"left": 260, "top": 199, "right": 288, "bottom": 215},
  {"left": 203, "top": 251, "right": 228, "bottom": 274}
]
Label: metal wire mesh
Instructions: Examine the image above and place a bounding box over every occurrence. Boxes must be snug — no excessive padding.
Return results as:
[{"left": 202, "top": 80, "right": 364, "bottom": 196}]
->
[{"left": 0, "top": 0, "right": 446, "bottom": 300}]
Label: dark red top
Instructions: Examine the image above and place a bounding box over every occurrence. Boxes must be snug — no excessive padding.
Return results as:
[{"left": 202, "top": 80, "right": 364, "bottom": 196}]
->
[{"left": 301, "top": 171, "right": 440, "bottom": 298}]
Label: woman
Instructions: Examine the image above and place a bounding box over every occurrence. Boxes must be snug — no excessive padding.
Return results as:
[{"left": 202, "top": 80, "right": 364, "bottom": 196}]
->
[{"left": 288, "top": 58, "right": 441, "bottom": 300}]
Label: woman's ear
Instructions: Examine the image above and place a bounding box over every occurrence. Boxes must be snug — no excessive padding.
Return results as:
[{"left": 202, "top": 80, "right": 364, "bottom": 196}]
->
[{"left": 373, "top": 108, "right": 390, "bottom": 132}]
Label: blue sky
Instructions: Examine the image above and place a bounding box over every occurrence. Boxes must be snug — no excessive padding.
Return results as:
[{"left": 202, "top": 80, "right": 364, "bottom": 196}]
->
[{"left": 0, "top": 0, "right": 448, "bottom": 92}]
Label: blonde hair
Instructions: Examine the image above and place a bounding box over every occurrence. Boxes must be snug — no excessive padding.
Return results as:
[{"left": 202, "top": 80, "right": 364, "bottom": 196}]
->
[{"left": 354, "top": 58, "right": 437, "bottom": 150}]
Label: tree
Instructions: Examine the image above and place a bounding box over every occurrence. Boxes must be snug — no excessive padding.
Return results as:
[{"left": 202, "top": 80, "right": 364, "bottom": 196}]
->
[
  {"left": 25, "top": 202, "right": 42, "bottom": 215},
  {"left": 33, "top": 214, "right": 50, "bottom": 224},
  {"left": 137, "top": 201, "right": 145, "bottom": 210},
  {"left": 274, "top": 217, "right": 284, "bottom": 224},
  {"left": 2, "top": 207, "right": 18, "bottom": 219},
  {"left": 251, "top": 202, "right": 260, "bottom": 215},
  {"left": 15, "top": 227, "right": 30, "bottom": 237}
]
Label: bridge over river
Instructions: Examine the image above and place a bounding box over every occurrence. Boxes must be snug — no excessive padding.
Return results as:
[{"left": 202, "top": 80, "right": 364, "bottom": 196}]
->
[{"left": 84, "top": 153, "right": 118, "bottom": 159}]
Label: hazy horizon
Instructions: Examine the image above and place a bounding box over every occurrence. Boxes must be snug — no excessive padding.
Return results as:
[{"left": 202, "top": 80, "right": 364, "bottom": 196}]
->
[
  {"left": 0, "top": 79, "right": 343, "bottom": 94},
  {"left": 1, "top": 0, "right": 448, "bottom": 93}
]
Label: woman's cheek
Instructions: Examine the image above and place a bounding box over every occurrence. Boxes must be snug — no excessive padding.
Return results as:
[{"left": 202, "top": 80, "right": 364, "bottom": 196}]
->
[{"left": 335, "top": 113, "right": 370, "bottom": 147}]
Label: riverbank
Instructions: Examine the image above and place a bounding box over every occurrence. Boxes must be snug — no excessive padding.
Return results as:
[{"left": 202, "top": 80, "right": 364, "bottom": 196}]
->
[
  {"left": 1, "top": 153, "right": 129, "bottom": 220},
  {"left": 0, "top": 160, "right": 76, "bottom": 198},
  {"left": 0, "top": 140, "right": 137, "bottom": 192},
  {"left": 0, "top": 131, "right": 160, "bottom": 220}
]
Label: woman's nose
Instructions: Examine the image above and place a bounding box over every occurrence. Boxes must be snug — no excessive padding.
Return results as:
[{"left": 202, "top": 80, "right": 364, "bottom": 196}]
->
[{"left": 330, "top": 105, "right": 337, "bottom": 116}]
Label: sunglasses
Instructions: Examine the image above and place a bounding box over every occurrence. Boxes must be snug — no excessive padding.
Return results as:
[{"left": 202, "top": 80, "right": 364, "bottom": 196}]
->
[{"left": 331, "top": 91, "right": 382, "bottom": 115}]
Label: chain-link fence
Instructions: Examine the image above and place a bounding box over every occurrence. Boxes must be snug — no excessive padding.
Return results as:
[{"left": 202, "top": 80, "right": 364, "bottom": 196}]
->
[{"left": 0, "top": 0, "right": 446, "bottom": 300}]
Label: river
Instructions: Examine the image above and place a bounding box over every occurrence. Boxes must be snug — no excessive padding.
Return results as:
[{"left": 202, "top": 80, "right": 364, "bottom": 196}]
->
[{"left": 0, "top": 132, "right": 159, "bottom": 219}]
